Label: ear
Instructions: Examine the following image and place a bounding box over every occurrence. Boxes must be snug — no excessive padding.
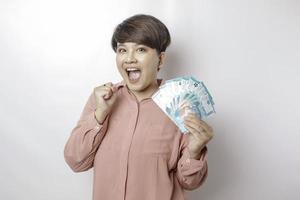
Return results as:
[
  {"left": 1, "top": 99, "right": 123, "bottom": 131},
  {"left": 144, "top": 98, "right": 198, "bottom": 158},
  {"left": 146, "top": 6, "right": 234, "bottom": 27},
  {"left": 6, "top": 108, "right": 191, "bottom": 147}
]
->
[{"left": 157, "top": 52, "right": 166, "bottom": 71}]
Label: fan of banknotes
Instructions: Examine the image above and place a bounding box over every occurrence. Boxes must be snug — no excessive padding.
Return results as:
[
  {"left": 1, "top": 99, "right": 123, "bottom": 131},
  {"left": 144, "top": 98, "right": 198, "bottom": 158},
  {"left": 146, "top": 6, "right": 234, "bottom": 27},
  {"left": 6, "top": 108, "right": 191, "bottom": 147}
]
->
[{"left": 152, "top": 76, "right": 215, "bottom": 134}]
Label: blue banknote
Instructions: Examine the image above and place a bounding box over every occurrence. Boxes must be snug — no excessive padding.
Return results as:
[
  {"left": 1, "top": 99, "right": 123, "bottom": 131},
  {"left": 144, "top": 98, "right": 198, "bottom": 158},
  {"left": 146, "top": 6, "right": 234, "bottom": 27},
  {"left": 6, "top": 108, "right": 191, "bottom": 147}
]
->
[{"left": 152, "top": 76, "right": 215, "bottom": 134}]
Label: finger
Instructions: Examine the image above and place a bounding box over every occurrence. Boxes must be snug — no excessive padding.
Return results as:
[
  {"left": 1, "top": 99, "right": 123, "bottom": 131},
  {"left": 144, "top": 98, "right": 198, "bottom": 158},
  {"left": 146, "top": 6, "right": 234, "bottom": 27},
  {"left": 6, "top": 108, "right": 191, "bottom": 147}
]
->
[
  {"left": 111, "top": 85, "right": 118, "bottom": 92},
  {"left": 101, "top": 82, "right": 112, "bottom": 91},
  {"left": 103, "top": 83, "right": 117, "bottom": 94},
  {"left": 104, "top": 82, "right": 113, "bottom": 87},
  {"left": 185, "top": 115, "right": 212, "bottom": 132},
  {"left": 198, "top": 120, "right": 213, "bottom": 133},
  {"left": 107, "top": 84, "right": 118, "bottom": 93},
  {"left": 103, "top": 88, "right": 113, "bottom": 99},
  {"left": 184, "top": 122, "right": 202, "bottom": 139},
  {"left": 185, "top": 122, "right": 212, "bottom": 143},
  {"left": 94, "top": 87, "right": 111, "bottom": 101},
  {"left": 184, "top": 118, "right": 206, "bottom": 133},
  {"left": 103, "top": 86, "right": 118, "bottom": 100},
  {"left": 184, "top": 119, "right": 212, "bottom": 139}
]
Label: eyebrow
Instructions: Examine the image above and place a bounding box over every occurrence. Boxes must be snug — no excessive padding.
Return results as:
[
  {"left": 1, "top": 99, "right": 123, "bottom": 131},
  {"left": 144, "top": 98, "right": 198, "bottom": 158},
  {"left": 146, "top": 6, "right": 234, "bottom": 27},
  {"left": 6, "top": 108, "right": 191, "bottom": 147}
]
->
[{"left": 117, "top": 43, "right": 144, "bottom": 48}]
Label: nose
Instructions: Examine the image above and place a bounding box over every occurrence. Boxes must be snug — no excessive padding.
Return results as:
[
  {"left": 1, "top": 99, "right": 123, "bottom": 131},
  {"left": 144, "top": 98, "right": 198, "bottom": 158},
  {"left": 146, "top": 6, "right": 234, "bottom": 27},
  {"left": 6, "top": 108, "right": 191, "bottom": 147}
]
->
[{"left": 125, "top": 51, "right": 137, "bottom": 63}]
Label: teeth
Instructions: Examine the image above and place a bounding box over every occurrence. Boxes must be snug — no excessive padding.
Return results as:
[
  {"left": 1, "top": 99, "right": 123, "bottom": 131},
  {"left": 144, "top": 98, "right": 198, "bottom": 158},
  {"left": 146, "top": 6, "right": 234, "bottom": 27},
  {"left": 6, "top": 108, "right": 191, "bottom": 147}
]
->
[{"left": 126, "top": 67, "right": 140, "bottom": 71}]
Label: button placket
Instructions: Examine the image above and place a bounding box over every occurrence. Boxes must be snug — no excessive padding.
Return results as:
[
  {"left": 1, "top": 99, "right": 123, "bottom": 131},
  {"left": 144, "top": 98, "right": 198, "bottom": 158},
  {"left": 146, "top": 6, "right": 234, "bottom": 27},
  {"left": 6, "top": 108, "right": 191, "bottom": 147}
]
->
[
  {"left": 94, "top": 125, "right": 100, "bottom": 131},
  {"left": 186, "top": 158, "right": 191, "bottom": 164}
]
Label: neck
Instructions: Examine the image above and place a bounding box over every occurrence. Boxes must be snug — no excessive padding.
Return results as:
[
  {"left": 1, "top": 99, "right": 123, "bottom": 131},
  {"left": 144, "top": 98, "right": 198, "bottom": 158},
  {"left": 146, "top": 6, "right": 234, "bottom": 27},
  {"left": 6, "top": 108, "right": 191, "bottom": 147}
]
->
[{"left": 130, "top": 81, "right": 160, "bottom": 102}]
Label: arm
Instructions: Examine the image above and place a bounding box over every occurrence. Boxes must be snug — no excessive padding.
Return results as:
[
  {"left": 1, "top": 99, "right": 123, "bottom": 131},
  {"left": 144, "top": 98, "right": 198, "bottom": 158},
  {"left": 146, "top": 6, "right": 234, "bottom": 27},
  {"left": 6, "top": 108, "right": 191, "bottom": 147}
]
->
[
  {"left": 64, "top": 92, "right": 109, "bottom": 172},
  {"left": 176, "top": 134, "right": 208, "bottom": 190}
]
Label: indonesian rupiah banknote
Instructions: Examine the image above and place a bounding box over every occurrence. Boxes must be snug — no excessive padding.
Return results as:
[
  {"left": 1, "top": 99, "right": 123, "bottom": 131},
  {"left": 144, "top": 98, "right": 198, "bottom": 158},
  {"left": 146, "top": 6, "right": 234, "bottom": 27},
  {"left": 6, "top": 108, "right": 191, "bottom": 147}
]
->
[{"left": 152, "top": 76, "right": 215, "bottom": 134}]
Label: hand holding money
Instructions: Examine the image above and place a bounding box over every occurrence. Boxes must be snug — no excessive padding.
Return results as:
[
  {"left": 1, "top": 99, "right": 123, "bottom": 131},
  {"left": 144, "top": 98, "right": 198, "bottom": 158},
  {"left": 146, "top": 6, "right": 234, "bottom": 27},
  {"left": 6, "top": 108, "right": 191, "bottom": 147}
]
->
[
  {"left": 152, "top": 76, "right": 216, "bottom": 134},
  {"left": 184, "top": 113, "right": 214, "bottom": 159}
]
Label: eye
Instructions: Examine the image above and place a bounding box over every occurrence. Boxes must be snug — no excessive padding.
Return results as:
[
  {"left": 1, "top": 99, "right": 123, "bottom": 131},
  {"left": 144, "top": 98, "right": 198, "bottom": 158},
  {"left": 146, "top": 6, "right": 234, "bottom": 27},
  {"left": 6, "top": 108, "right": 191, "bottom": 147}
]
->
[
  {"left": 137, "top": 47, "right": 146, "bottom": 52},
  {"left": 117, "top": 48, "right": 126, "bottom": 53}
]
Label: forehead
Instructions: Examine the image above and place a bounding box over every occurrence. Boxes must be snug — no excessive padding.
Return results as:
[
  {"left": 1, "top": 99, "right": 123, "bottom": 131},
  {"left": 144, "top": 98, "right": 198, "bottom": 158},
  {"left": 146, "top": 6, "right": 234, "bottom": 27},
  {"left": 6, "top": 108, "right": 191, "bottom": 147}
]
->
[{"left": 117, "top": 42, "right": 146, "bottom": 47}]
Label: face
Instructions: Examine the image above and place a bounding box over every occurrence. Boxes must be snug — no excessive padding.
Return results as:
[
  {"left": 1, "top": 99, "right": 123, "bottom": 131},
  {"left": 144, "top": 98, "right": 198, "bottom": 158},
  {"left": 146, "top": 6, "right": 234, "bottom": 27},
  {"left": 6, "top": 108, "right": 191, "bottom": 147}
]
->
[{"left": 116, "top": 42, "right": 165, "bottom": 98}]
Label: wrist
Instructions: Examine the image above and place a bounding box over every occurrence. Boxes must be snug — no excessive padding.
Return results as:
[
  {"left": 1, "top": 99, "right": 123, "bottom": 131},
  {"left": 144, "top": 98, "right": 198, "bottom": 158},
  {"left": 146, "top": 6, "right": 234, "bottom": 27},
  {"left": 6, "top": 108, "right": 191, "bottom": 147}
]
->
[
  {"left": 188, "top": 150, "right": 202, "bottom": 160},
  {"left": 94, "top": 108, "right": 108, "bottom": 124},
  {"left": 188, "top": 145, "right": 206, "bottom": 160}
]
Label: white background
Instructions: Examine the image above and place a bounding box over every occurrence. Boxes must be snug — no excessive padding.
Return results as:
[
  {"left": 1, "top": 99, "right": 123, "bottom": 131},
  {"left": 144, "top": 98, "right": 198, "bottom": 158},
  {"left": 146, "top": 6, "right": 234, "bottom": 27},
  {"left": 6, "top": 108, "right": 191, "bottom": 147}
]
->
[{"left": 1, "top": 0, "right": 299, "bottom": 199}]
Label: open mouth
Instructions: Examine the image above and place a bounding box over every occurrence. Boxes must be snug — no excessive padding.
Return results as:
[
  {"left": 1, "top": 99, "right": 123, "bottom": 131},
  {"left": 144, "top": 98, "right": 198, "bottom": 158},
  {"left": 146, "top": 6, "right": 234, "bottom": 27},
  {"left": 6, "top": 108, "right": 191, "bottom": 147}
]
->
[{"left": 126, "top": 67, "right": 141, "bottom": 82}]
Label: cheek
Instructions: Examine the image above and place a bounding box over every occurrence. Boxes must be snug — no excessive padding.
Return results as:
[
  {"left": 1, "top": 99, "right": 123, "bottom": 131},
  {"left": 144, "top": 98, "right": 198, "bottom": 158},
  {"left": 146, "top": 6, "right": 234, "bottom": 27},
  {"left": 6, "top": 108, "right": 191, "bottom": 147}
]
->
[
  {"left": 116, "top": 56, "right": 121, "bottom": 65},
  {"left": 115, "top": 60, "right": 123, "bottom": 74},
  {"left": 141, "top": 58, "right": 159, "bottom": 70},
  {"left": 143, "top": 68, "right": 158, "bottom": 81},
  {"left": 116, "top": 58, "right": 124, "bottom": 69}
]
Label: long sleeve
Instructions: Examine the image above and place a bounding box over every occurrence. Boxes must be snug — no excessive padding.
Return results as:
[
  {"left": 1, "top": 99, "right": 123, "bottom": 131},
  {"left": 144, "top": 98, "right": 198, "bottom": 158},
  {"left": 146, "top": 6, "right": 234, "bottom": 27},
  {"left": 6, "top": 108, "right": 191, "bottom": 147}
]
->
[
  {"left": 64, "top": 92, "right": 109, "bottom": 173},
  {"left": 175, "top": 134, "right": 208, "bottom": 190}
]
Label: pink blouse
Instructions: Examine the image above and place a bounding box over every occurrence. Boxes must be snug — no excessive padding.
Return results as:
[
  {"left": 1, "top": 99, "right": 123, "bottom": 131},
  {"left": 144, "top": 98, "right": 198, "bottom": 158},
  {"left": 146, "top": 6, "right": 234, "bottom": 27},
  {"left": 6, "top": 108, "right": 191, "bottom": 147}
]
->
[{"left": 64, "top": 79, "right": 208, "bottom": 200}]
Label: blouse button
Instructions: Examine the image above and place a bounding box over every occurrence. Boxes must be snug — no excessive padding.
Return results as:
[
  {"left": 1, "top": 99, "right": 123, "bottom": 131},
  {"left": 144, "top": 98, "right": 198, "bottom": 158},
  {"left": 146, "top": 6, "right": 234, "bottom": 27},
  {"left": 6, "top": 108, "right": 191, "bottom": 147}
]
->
[{"left": 186, "top": 158, "right": 190, "bottom": 164}]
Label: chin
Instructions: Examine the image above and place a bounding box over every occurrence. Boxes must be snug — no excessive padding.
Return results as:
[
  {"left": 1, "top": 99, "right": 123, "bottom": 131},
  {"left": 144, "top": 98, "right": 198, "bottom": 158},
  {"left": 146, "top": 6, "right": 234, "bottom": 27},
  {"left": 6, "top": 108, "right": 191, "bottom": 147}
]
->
[
  {"left": 127, "top": 81, "right": 149, "bottom": 92},
  {"left": 127, "top": 84, "right": 144, "bottom": 92}
]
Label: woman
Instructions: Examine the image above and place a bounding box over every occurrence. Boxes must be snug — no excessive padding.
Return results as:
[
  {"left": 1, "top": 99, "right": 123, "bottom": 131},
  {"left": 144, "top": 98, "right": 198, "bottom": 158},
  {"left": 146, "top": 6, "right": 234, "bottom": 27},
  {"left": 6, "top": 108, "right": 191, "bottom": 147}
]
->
[{"left": 64, "top": 14, "right": 214, "bottom": 200}]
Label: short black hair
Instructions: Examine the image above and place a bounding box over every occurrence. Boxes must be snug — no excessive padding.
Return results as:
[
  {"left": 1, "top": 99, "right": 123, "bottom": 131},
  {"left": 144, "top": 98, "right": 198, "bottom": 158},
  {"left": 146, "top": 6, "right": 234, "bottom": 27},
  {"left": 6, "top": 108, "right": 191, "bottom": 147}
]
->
[{"left": 111, "top": 14, "right": 171, "bottom": 54}]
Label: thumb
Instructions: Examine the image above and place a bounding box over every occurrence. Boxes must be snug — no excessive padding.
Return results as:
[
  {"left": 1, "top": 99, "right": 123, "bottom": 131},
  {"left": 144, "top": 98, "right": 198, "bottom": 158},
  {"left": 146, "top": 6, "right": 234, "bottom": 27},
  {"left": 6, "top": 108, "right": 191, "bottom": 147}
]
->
[
  {"left": 111, "top": 85, "right": 118, "bottom": 93},
  {"left": 103, "top": 85, "right": 118, "bottom": 100}
]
